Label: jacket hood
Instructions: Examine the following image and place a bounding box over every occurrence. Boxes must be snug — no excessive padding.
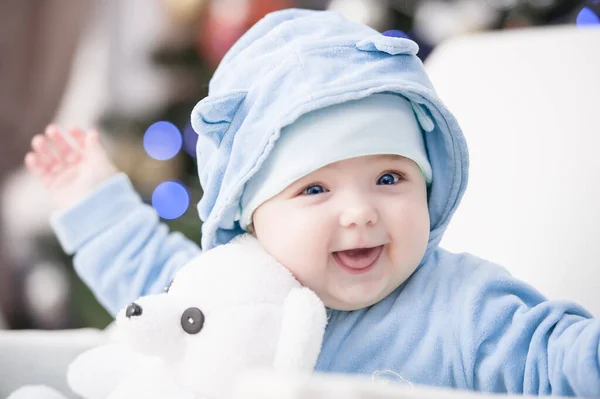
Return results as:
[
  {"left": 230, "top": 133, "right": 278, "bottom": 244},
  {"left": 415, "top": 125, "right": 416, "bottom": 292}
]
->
[{"left": 191, "top": 8, "right": 469, "bottom": 264}]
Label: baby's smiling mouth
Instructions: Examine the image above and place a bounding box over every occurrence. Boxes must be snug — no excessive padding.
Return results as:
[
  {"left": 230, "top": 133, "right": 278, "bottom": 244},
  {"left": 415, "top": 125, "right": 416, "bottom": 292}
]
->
[{"left": 333, "top": 245, "right": 384, "bottom": 274}]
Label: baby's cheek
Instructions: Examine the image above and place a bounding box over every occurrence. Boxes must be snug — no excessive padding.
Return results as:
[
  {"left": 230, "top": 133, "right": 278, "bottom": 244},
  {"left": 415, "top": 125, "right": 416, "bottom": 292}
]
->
[
  {"left": 388, "top": 203, "right": 429, "bottom": 264},
  {"left": 280, "top": 235, "right": 329, "bottom": 289},
  {"left": 282, "top": 236, "right": 325, "bottom": 276},
  {"left": 414, "top": 206, "right": 431, "bottom": 247},
  {"left": 397, "top": 198, "right": 430, "bottom": 237},
  {"left": 255, "top": 204, "right": 331, "bottom": 288}
]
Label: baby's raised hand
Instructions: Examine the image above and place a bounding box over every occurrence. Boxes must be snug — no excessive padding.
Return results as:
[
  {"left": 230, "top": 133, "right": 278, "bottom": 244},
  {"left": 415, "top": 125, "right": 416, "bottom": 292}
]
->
[{"left": 25, "top": 125, "right": 118, "bottom": 211}]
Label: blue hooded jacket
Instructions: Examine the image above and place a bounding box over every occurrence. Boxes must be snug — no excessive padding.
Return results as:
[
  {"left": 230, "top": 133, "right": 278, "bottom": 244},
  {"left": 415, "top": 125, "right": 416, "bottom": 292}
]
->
[{"left": 51, "top": 9, "right": 600, "bottom": 396}]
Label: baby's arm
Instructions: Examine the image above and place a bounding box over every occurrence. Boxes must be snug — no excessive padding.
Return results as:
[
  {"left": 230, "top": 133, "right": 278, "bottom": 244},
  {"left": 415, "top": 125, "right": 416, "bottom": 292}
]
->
[
  {"left": 457, "top": 265, "right": 600, "bottom": 397},
  {"left": 25, "top": 126, "right": 201, "bottom": 315},
  {"left": 57, "top": 174, "right": 201, "bottom": 315}
]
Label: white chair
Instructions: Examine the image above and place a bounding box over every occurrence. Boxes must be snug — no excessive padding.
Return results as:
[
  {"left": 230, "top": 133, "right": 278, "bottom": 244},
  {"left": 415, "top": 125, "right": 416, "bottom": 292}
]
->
[
  {"left": 0, "top": 329, "right": 107, "bottom": 398},
  {"left": 430, "top": 26, "right": 600, "bottom": 317}
]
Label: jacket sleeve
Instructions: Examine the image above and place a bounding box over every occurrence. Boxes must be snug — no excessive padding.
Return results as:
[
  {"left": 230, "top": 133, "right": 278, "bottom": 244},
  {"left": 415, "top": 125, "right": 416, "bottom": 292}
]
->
[
  {"left": 457, "top": 263, "right": 600, "bottom": 397},
  {"left": 50, "top": 173, "right": 202, "bottom": 316}
]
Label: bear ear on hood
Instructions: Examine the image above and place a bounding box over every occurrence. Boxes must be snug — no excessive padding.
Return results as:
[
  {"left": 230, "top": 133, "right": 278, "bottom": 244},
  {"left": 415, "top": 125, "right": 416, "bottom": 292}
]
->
[
  {"left": 355, "top": 34, "right": 435, "bottom": 133},
  {"left": 355, "top": 34, "right": 419, "bottom": 56},
  {"left": 191, "top": 90, "right": 248, "bottom": 148},
  {"left": 191, "top": 90, "right": 247, "bottom": 175}
]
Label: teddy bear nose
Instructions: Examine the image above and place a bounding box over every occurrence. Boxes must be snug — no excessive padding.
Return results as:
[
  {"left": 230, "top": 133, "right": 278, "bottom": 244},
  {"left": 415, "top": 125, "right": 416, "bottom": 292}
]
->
[{"left": 125, "top": 302, "right": 143, "bottom": 318}]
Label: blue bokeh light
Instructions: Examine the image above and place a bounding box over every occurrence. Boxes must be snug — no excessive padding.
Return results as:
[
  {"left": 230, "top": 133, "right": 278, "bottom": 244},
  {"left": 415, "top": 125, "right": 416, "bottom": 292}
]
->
[
  {"left": 576, "top": 7, "right": 600, "bottom": 26},
  {"left": 143, "top": 121, "right": 183, "bottom": 161},
  {"left": 152, "top": 181, "right": 190, "bottom": 220}
]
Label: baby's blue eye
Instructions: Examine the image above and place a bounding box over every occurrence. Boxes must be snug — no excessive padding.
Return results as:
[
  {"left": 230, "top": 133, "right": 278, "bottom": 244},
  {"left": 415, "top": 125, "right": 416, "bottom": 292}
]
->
[
  {"left": 302, "top": 185, "right": 326, "bottom": 195},
  {"left": 377, "top": 173, "right": 401, "bottom": 185}
]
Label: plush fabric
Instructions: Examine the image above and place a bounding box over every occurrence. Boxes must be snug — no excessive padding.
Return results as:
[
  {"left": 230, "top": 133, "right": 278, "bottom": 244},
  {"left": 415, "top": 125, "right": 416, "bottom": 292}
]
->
[{"left": 9, "top": 235, "right": 326, "bottom": 399}]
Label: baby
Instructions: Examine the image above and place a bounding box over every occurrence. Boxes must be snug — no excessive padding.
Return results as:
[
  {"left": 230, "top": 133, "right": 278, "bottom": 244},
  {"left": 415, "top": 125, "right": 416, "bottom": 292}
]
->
[{"left": 25, "top": 9, "right": 600, "bottom": 397}]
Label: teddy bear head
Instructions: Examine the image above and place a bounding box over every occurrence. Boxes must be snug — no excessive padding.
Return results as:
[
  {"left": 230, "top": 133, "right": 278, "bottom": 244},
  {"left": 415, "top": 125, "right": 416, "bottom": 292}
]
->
[{"left": 114, "top": 234, "right": 301, "bottom": 397}]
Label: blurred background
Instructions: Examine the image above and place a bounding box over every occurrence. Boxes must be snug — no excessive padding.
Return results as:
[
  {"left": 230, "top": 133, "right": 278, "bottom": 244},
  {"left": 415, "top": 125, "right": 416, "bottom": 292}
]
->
[{"left": 0, "top": 0, "right": 598, "bottom": 331}]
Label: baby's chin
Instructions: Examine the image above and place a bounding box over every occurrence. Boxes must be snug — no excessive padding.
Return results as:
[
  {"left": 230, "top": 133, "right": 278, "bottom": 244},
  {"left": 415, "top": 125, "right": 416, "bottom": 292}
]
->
[
  {"left": 321, "top": 282, "right": 398, "bottom": 311},
  {"left": 325, "top": 299, "right": 380, "bottom": 311}
]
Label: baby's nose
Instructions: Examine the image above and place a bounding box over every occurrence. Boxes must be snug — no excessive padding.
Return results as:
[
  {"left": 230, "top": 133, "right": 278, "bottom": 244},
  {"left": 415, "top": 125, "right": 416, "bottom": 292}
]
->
[
  {"left": 125, "top": 302, "right": 143, "bottom": 318},
  {"left": 339, "top": 205, "right": 378, "bottom": 228}
]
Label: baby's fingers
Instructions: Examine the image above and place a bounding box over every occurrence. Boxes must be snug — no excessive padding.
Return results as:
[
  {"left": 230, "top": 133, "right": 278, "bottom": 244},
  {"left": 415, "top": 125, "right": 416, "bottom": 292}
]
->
[
  {"left": 46, "top": 125, "right": 75, "bottom": 160},
  {"left": 24, "top": 152, "right": 57, "bottom": 188},
  {"left": 30, "top": 135, "right": 58, "bottom": 167},
  {"left": 67, "top": 127, "right": 86, "bottom": 149},
  {"left": 24, "top": 152, "right": 42, "bottom": 173}
]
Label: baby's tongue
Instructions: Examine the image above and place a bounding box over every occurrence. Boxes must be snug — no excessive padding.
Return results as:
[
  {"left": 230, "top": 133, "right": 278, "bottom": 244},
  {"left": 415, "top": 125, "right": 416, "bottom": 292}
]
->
[{"left": 335, "top": 247, "right": 380, "bottom": 269}]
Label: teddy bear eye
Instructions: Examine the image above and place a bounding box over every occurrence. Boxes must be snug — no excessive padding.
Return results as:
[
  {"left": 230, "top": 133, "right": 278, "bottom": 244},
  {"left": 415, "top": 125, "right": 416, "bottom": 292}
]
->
[{"left": 181, "top": 307, "right": 205, "bottom": 334}]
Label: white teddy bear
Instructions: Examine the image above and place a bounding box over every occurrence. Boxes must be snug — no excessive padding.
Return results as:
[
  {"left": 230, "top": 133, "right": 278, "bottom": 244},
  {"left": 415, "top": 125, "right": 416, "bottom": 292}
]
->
[{"left": 9, "top": 234, "right": 327, "bottom": 399}]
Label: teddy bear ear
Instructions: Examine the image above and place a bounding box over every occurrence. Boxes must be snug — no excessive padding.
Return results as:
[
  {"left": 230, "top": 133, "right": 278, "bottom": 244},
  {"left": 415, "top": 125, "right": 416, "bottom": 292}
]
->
[
  {"left": 355, "top": 33, "right": 419, "bottom": 56},
  {"left": 191, "top": 90, "right": 248, "bottom": 148}
]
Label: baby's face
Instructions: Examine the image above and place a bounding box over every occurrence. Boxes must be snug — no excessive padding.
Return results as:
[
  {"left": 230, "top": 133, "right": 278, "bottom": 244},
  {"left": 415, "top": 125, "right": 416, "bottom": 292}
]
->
[{"left": 252, "top": 154, "right": 430, "bottom": 310}]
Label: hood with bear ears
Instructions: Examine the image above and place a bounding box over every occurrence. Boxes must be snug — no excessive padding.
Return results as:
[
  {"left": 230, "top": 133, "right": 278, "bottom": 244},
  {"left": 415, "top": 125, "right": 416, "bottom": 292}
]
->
[{"left": 191, "top": 8, "right": 469, "bottom": 266}]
